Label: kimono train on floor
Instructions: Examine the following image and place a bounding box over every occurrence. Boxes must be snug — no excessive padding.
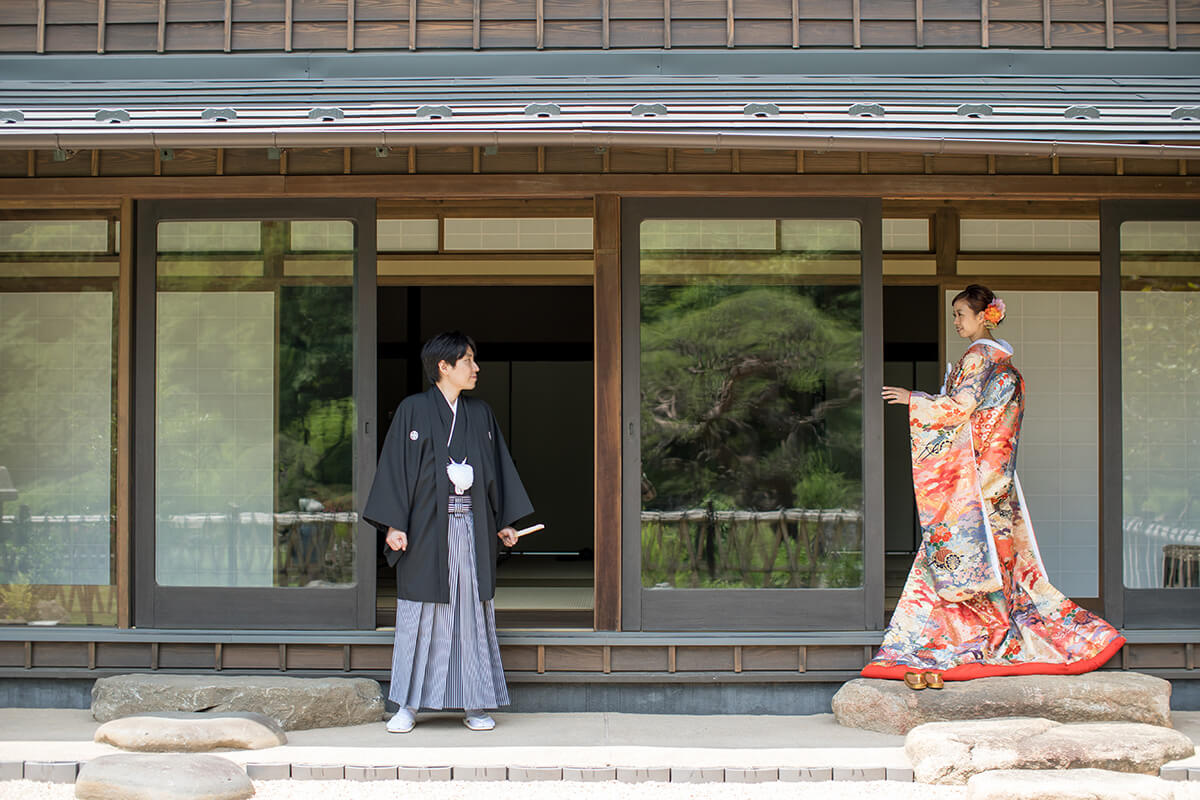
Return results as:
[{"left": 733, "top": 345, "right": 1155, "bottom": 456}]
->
[{"left": 863, "top": 338, "right": 1124, "bottom": 680}]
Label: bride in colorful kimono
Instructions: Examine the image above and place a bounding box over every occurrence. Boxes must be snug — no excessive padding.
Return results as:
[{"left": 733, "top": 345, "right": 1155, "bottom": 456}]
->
[{"left": 864, "top": 284, "right": 1124, "bottom": 690}]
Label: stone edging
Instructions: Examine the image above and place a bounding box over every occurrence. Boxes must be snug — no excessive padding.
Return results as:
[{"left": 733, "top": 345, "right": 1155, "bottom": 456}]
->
[{"left": 3, "top": 760, "right": 1199, "bottom": 784}]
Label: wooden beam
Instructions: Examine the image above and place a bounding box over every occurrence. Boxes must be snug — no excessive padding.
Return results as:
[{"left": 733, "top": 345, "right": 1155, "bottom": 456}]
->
[
  {"left": 224, "top": 0, "right": 232, "bottom": 52},
  {"left": 791, "top": 0, "right": 798, "bottom": 48},
  {"left": 116, "top": 198, "right": 133, "bottom": 628},
  {"left": 157, "top": 0, "right": 167, "bottom": 52},
  {"left": 726, "top": 0, "right": 735, "bottom": 47},
  {"left": 980, "top": 0, "right": 988, "bottom": 47},
  {"left": 915, "top": 0, "right": 924, "bottom": 47},
  {"left": 852, "top": 0, "right": 861, "bottom": 48},
  {"left": 409, "top": 0, "right": 417, "bottom": 49},
  {"left": 98, "top": 0, "right": 107, "bottom": 53},
  {"left": 1042, "top": 0, "right": 1051, "bottom": 48},
  {"left": 536, "top": 0, "right": 544, "bottom": 49},
  {"left": 593, "top": 193, "right": 621, "bottom": 631},
  {"left": 347, "top": 0, "right": 355, "bottom": 51},
  {"left": 1169, "top": 0, "right": 1178, "bottom": 49},
  {"left": 1104, "top": 0, "right": 1114, "bottom": 49},
  {"left": 602, "top": 0, "right": 610, "bottom": 49},
  {"left": 934, "top": 207, "right": 959, "bottom": 275},
  {"left": 473, "top": 0, "right": 481, "bottom": 49},
  {"left": 285, "top": 0, "right": 294, "bottom": 52},
  {"left": 3, "top": 174, "right": 1199, "bottom": 200},
  {"left": 36, "top": 0, "right": 46, "bottom": 53}
]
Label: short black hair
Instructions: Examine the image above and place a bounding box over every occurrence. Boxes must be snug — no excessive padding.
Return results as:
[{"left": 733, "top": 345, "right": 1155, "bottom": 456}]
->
[{"left": 420, "top": 331, "right": 477, "bottom": 385}]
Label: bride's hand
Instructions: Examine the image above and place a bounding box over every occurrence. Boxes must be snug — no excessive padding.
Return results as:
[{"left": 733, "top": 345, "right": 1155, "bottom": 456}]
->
[{"left": 880, "top": 386, "right": 911, "bottom": 405}]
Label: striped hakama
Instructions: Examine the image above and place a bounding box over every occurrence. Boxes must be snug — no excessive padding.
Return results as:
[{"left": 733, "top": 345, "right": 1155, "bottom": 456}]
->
[{"left": 388, "top": 494, "right": 509, "bottom": 710}]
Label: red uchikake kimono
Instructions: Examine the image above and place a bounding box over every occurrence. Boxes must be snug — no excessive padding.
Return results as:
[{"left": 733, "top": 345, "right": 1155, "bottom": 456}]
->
[{"left": 863, "top": 338, "right": 1124, "bottom": 681}]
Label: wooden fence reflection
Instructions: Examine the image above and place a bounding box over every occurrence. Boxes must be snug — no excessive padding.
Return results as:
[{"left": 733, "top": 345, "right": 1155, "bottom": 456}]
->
[{"left": 641, "top": 508, "right": 862, "bottom": 589}]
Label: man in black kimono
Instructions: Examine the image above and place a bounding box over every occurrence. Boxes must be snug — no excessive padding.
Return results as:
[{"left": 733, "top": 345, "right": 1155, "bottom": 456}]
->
[{"left": 363, "top": 331, "right": 533, "bottom": 732}]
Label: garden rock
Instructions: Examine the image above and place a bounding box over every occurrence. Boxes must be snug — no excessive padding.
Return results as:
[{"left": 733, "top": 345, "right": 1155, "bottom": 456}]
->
[
  {"left": 966, "top": 768, "right": 1180, "bottom": 800},
  {"left": 906, "top": 717, "right": 1195, "bottom": 784},
  {"left": 92, "top": 674, "right": 385, "bottom": 731},
  {"left": 74, "top": 753, "right": 253, "bottom": 800},
  {"left": 833, "top": 672, "right": 1172, "bottom": 735},
  {"left": 95, "top": 711, "right": 286, "bottom": 752}
]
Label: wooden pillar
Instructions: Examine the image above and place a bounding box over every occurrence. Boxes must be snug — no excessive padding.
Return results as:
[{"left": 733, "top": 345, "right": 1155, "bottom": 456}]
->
[
  {"left": 116, "top": 198, "right": 134, "bottom": 628},
  {"left": 593, "top": 194, "right": 622, "bottom": 631}
]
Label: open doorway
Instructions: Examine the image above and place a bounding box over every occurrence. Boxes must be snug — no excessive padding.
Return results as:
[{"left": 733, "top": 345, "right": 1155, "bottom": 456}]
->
[
  {"left": 375, "top": 285, "right": 594, "bottom": 629},
  {"left": 882, "top": 285, "right": 940, "bottom": 618}
]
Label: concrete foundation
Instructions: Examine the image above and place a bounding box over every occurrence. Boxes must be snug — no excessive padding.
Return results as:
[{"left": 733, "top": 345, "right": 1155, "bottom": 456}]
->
[{"left": 0, "top": 675, "right": 1196, "bottom": 714}]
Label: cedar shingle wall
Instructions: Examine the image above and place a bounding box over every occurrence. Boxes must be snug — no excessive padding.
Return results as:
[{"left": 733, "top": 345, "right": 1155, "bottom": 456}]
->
[{"left": 0, "top": 0, "right": 1194, "bottom": 53}]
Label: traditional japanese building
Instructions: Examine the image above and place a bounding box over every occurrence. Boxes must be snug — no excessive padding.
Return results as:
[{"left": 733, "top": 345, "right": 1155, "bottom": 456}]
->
[{"left": 0, "top": 0, "right": 1197, "bottom": 710}]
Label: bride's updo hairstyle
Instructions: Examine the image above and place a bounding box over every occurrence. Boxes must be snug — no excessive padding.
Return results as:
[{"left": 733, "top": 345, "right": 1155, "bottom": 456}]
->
[
  {"left": 951, "top": 284, "right": 994, "bottom": 315},
  {"left": 952, "top": 284, "right": 1006, "bottom": 329}
]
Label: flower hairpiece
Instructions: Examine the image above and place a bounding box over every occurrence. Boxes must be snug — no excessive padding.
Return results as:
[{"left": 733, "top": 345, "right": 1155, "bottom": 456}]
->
[{"left": 982, "top": 298, "right": 1006, "bottom": 329}]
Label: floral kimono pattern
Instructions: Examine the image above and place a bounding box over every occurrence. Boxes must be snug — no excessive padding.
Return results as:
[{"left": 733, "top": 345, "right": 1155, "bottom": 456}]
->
[{"left": 863, "top": 339, "right": 1124, "bottom": 680}]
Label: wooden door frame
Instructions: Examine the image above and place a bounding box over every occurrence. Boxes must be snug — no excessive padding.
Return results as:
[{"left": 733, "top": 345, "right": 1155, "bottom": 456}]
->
[
  {"left": 1101, "top": 199, "right": 1200, "bottom": 629},
  {"left": 133, "top": 198, "right": 377, "bottom": 629},
  {"left": 619, "top": 197, "right": 885, "bottom": 631}
]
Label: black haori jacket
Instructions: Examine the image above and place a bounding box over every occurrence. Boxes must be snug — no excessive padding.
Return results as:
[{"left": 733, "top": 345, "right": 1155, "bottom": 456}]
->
[{"left": 363, "top": 387, "right": 533, "bottom": 604}]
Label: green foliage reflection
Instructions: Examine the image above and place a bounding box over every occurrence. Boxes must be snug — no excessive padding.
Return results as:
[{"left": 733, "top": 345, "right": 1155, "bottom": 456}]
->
[{"left": 640, "top": 282, "right": 864, "bottom": 589}]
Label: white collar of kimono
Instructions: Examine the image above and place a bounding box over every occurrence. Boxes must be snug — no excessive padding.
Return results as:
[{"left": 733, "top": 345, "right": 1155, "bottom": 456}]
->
[
  {"left": 445, "top": 396, "right": 459, "bottom": 445},
  {"left": 971, "top": 338, "right": 1013, "bottom": 356}
]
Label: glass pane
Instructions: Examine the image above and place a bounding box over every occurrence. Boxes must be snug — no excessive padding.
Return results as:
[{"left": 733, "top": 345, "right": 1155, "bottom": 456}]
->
[
  {"left": 155, "top": 220, "right": 357, "bottom": 588},
  {"left": 0, "top": 219, "right": 109, "bottom": 253},
  {"left": 959, "top": 219, "right": 1099, "bottom": 252},
  {"left": 1121, "top": 220, "right": 1200, "bottom": 589},
  {"left": 883, "top": 219, "right": 930, "bottom": 252},
  {"left": 0, "top": 291, "right": 116, "bottom": 625},
  {"left": 443, "top": 218, "right": 593, "bottom": 251},
  {"left": 639, "top": 219, "right": 864, "bottom": 590},
  {"left": 944, "top": 290, "right": 1099, "bottom": 597},
  {"left": 377, "top": 219, "right": 439, "bottom": 252}
]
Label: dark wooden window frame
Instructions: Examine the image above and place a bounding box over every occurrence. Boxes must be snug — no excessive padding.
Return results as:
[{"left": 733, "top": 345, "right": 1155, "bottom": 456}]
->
[
  {"left": 620, "top": 197, "right": 885, "bottom": 632},
  {"left": 1101, "top": 199, "right": 1200, "bottom": 629},
  {"left": 134, "top": 198, "right": 378, "bottom": 630}
]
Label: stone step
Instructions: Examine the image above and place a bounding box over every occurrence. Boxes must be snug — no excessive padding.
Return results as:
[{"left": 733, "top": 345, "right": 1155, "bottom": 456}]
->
[
  {"left": 967, "top": 768, "right": 1179, "bottom": 800},
  {"left": 91, "top": 674, "right": 386, "bottom": 731},
  {"left": 833, "top": 671, "right": 1173, "bottom": 735},
  {"left": 75, "top": 754, "right": 254, "bottom": 800},
  {"left": 906, "top": 717, "right": 1197, "bottom": 785},
  {"left": 94, "top": 711, "right": 287, "bottom": 752}
]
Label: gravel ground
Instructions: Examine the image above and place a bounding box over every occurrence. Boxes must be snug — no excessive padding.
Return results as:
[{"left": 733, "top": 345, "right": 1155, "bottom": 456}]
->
[{"left": 3, "top": 780, "right": 1200, "bottom": 800}]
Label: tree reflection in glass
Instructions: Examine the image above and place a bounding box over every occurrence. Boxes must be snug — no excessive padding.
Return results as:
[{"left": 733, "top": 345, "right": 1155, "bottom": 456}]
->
[{"left": 640, "top": 220, "right": 864, "bottom": 590}]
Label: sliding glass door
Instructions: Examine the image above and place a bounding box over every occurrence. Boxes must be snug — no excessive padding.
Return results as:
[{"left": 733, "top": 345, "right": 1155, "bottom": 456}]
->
[
  {"left": 621, "top": 199, "right": 883, "bottom": 631},
  {"left": 135, "top": 200, "right": 376, "bottom": 629}
]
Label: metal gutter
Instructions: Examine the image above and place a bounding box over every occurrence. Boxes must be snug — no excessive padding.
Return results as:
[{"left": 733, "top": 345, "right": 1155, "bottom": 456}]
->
[{"left": 4, "top": 128, "right": 1198, "bottom": 159}]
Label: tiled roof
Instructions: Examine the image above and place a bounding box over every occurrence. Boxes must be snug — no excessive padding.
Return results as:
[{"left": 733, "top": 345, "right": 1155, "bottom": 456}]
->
[{"left": 1, "top": 56, "right": 1198, "bottom": 154}]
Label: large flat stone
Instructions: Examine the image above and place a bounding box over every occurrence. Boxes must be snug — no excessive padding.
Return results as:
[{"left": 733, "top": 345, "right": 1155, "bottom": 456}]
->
[
  {"left": 75, "top": 753, "right": 253, "bottom": 800},
  {"left": 94, "top": 711, "right": 286, "bottom": 752},
  {"left": 906, "top": 717, "right": 1196, "bottom": 785},
  {"left": 92, "top": 674, "right": 385, "bottom": 731},
  {"left": 833, "top": 672, "right": 1172, "bottom": 735},
  {"left": 967, "top": 768, "right": 1180, "bottom": 800}
]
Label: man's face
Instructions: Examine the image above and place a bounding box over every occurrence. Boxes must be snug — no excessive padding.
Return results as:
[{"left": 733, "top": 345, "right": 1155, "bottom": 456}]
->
[{"left": 440, "top": 347, "right": 480, "bottom": 393}]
